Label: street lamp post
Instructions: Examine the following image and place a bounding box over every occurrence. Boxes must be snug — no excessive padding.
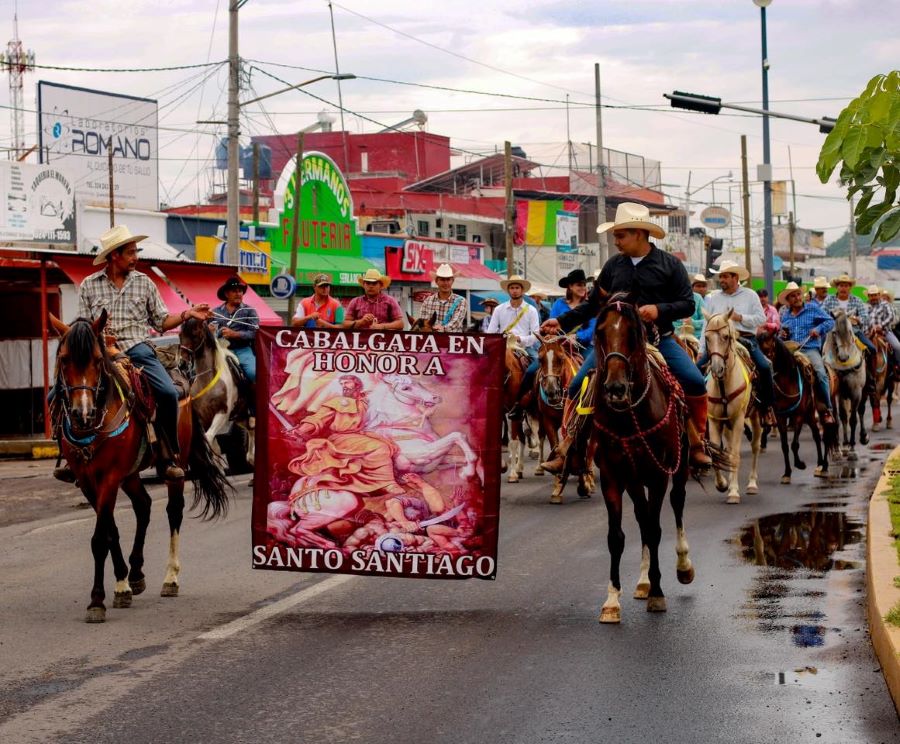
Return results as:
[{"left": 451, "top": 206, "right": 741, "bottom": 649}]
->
[{"left": 754, "top": 0, "right": 775, "bottom": 298}]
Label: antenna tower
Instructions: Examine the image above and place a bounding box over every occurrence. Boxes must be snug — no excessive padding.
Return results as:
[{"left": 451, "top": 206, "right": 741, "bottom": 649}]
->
[{"left": 0, "top": 11, "right": 35, "bottom": 160}]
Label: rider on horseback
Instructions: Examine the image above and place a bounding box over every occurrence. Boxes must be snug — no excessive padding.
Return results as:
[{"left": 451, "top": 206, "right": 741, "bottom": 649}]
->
[
  {"left": 539, "top": 202, "right": 711, "bottom": 473},
  {"left": 822, "top": 274, "right": 876, "bottom": 357},
  {"left": 56, "top": 225, "right": 212, "bottom": 482},
  {"left": 866, "top": 286, "right": 900, "bottom": 365},
  {"left": 212, "top": 275, "right": 259, "bottom": 385}
]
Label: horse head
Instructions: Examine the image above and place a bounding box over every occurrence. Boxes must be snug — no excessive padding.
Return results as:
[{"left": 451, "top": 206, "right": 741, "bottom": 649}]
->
[
  {"left": 594, "top": 292, "right": 647, "bottom": 407},
  {"left": 179, "top": 316, "right": 216, "bottom": 362},
  {"left": 381, "top": 373, "right": 441, "bottom": 409},
  {"left": 410, "top": 312, "right": 437, "bottom": 333},
  {"left": 828, "top": 309, "right": 856, "bottom": 365},
  {"left": 50, "top": 309, "right": 110, "bottom": 432},
  {"left": 536, "top": 332, "right": 569, "bottom": 407},
  {"left": 704, "top": 310, "right": 737, "bottom": 381}
]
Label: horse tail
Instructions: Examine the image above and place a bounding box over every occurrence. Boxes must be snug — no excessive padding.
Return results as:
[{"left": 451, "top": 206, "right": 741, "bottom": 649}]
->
[{"left": 187, "top": 408, "right": 233, "bottom": 520}]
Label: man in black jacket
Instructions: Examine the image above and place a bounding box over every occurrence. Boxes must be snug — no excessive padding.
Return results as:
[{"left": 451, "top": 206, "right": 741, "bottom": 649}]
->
[{"left": 539, "top": 203, "right": 710, "bottom": 471}]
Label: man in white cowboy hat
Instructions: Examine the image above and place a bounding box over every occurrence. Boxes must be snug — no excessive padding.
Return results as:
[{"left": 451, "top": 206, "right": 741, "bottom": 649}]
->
[
  {"left": 416, "top": 263, "right": 468, "bottom": 332},
  {"left": 344, "top": 268, "right": 404, "bottom": 331},
  {"left": 777, "top": 282, "right": 836, "bottom": 425},
  {"left": 822, "top": 273, "right": 876, "bottom": 356},
  {"left": 63, "top": 224, "right": 212, "bottom": 481},
  {"left": 540, "top": 202, "right": 711, "bottom": 471},
  {"left": 866, "top": 285, "right": 900, "bottom": 364},
  {"left": 487, "top": 275, "right": 541, "bottom": 412},
  {"left": 697, "top": 259, "right": 775, "bottom": 422},
  {"left": 810, "top": 275, "right": 829, "bottom": 306}
]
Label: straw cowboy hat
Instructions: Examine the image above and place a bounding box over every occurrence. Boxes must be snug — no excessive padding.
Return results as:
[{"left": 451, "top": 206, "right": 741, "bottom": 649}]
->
[
  {"left": 691, "top": 273, "right": 708, "bottom": 285},
  {"left": 93, "top": 224, "right": 148, "bottom": 265},
  {"left": 812, "top": 276, "right": 829, "bottom": 289},
  {"left": 216, "top": 275, "right": 248, "bottom": 301},
  {"left": 866, "top": 285, "right": 882, "bottom": 297},
  {"left": 558, "top": 268, "right": 588, "bottom": 288},
  {"left": 500, "top": 275, "right": 532, "bottom": 293},
  {"left": 777, "top": 281, "right": 803, "bottom": 306},
  {"left": 710, "top": 259, "right": 750, "bottom": 282},
  {"left": 596, "top": 202, "right": 666, "bottom": 240},
  {"left": 357, "top": 268, "right": 391, "bottom": 288},
  {"left": 830, "top": 273, "right": 855, "bottom": 287},
  {"left": 481, "top": 297, "right": 500, "bottom": 308},
  {"left": 432, "top": 263, "right": 456, "bottom": 286}
]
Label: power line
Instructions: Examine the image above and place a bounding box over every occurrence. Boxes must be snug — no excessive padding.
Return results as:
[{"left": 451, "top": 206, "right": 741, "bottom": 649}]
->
[{"left": 1, "top": 60, "right": 225, "bottom": 73}]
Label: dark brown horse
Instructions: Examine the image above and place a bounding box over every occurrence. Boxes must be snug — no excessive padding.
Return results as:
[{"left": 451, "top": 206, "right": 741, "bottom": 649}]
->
[
  {"left": 861, "top": 330, "right": 894, "bottom": 433},
  {"left": 757, "top": 329, "right": 835, "bottom": 483},
  {"left": 587, "top": 293, "right": 693, "bottom": 624},
  {"left": 408, "top": 311, "right": 437, "bottom": 332},
  {"left": 50, "top": 311, "right": 230, "bottom": 623}
]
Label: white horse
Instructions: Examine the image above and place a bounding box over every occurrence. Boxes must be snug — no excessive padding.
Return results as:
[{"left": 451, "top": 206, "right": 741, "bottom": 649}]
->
[{"left": 823, "top": 309, "right": 867, "bottom": 459}]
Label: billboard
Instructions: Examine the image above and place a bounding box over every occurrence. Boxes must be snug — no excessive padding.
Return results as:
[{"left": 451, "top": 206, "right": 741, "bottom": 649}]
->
[
  {"left": 37, "top": 81, "right": 159, "bottom": 211},
  {"left": 252, "top": 328, "right": 504, "bottom": 579},
  {"left": 0, "top": 161, "right": 76, "bottom": 244}
]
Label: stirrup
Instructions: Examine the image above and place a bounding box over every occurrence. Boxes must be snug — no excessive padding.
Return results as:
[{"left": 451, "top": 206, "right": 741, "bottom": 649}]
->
[
  {"left": 164, "top": 462, "right": 185, "bottom": 480},
  {"left": 53, "top": 464, "right": 76, "bottom": 483}
]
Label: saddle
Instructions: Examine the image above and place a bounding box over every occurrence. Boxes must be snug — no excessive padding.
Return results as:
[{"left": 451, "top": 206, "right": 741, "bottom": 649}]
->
[
  {"left": 113, "top": 353, "right": 157, "bottom": 423},
  {"left": 153, "top": 343, "right": 192, "bottom": 400},
  {"left": 786, "top": 348, "right": 816, "bottom": 386}
]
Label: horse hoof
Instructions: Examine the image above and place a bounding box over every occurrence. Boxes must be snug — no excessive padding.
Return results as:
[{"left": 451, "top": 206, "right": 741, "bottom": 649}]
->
[
  {"left": 715, "top": 483, "right": 728, "bottom": 493},
  {"left": 814, "top": 467, "right": 827, "bottom": 478},
  {"left": 533, "top": 468, "right": 545, "bottom": 477},
  {"left": 129, "top": 578, "right": 146, "bottom": 595},
  {"left": 500, "top": 463, "right": 508, "bottom": 474},
  {"left": 549, "top": 494, "right": 562, "bottom": 505},
  {"left": 647, "top": 596, "right": 667, "bottom": 613},
  {"left": 85, "top": 606, "right": 106, "bottom": 623},
  {"left": 726, "top": 493, "right": 740, "bottom": 504},
  {"left": 160, "top": 582, "right": 179, "bottom": 597},
  {"left": 599, "top": 607, "right": 621, "bottom": 624},
  {"left": 860, "top": 433, "right": 869, "bottom": 445},
  {"left": 507, "top": 474, "right": 519, "bottom": 484},
  {"left": 578, "top": 489, "right": 591, "bottom": 500},
  {"left": 872, "top": 423, "right": 880, "bottom": 432},
  {"left": 677, "top": 566, "right": 695, "bottom": 585},
  {"left": 887, "top": 421, "right": 893, "bottom": 430},
  {"left": 113, "top": 591, "right": 132, "bottom": 609},
  {"left": 746, "top": 484, "right": 758, "bottom": 495},
  {"left": 780, "top": 475, "right": 791, "bottom": 485},
  {"left": 633, "top": 582, "right": 650, "bottom": 600},
  {"left": 848, "top": 450, "right": 858, "bottom": 461},
  {"left": 528, "top": 450, "right": 539, "bottom": 460},
  {"left": 795, "top": 461, "right": 806, "bottom": 470}
]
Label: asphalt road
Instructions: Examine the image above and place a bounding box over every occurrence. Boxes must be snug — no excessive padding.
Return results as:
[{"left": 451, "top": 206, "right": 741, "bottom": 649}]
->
[{"left": 0, "top": 428, "right": 898, "bottom": 744}]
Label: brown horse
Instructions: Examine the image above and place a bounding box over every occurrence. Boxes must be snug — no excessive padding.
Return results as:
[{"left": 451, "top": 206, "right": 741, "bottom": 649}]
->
[
  {"left": 409, "top": 311, "right": 437, "bottom": 332},
  {"left": 50, "top": 311, "right": 230, "bottom": 623},
  {"left": 862, "top": 330, "right": 894, "bottom": 433},
  {"left": 757, "top": 329, "right": 835, "bottom": 482},
  {"left": 587, "top": 293, "right": 694, "bottom": 624},
  {"left": 503, "top": 341, "right": 531, "bottom": 482}
]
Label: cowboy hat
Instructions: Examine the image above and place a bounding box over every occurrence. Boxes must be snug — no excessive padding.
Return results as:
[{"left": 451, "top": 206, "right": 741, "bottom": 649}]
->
[
  {"left": 866, "top": 285, "right": 882, "bottom": 297},
  {"left": 433, "top": 263, "right": 455, "bottom": 279},
  {"left": 812, "top": 276, "right": 829, "bottom": 289},
  {"left": 481, "top": 297, "right": 500, "bottom": 307},
  {"left": 558, "top": 268, "right": 588, "bottom": 288},
  {"left": 777, "top": 281, "right": 803, "bottom": 306},
  {"left": 830, "top": 273, "right": 855, "bottom": 287},
  {"left": 691, "top": 273, "right": 708, "bottom": 285},
  {"left": 500, "top": 275, "right": 531, "bottom": 293},
  {"left": 313, "top": 273, "right": 332, "bottom": 287},
  {"left": 710, "top": 259, "right": 750, "bottom": 282},
  {"left": 596, "top": 202, "right": 666, "bottom": 240},
  {"left": 357, "top": 268, "right": 391, "bottom": 288},
  {"left": 92, "top": 224, "right": 148, "bottom": 265},
  {"left": 528, "top": 289, "right": 549, "bottom": 300},
  {"left": 216, "top": 275, "right": 248, "bottom": 301}
]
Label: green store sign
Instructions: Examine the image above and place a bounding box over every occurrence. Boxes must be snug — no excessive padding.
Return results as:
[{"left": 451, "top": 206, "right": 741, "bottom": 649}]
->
[{"left": 266, "top": 152, "right": 368, "bottom": 287}]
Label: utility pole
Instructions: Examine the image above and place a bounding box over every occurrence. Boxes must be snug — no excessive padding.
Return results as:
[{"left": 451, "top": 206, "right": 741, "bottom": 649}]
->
[
  {"left": 565, "top": 94, "right": 572, "bottom": 174},
  {"left": 849, "top": 195, "right": 857, "bottom": 280},
  {"left": 226, "top": 0, "right": 241, "bottom": 266},
  {"left": 759, "top": 1, "right": 775, "bottom": 299},
  {"left": 740, "top": 135, "right": 752, "bottom": 279},
  {"left": 788, "top": 210, "right": 795, "bottom": 275},
  {"left": 287, "top": 132, "right": 305, "bottom": 321},
  {"left": 504, "top": 140, "right": 514, "bottom": 278},
  {"left": 107, "top": 137, "right": 115, "bottom": 228},
  {"left": 594, "top": 63, "right": 609, "bottom": 262},
  {"left": 251, "top": 142, "right": 260, "bottom": 225},
  {"left": 684, "top": 171, "right": 693, "bottom": 267}
]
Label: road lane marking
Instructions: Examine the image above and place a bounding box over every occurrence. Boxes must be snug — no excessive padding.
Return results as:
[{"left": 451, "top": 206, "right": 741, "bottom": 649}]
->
[{"left": 197, "top": 574, "right": 355, "bottom": 640}]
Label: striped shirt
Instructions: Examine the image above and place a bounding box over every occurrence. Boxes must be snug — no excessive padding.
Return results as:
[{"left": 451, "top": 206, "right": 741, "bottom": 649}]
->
[
  {"left": 417, "top": 292, "right": 468, "bottom": 332},
  {"left": 78, "top": 269, "right": 168, "bottom": 352},
  {"left": 345, "top": 292, "right": 404, "bottom": 325},
  {"left": 868, "top": 299, "right": 896, "bottom": 330},
  {"left": 822, "top": 294, "right": 869, "bottom": 330},
  {"left": 779, "top": 301, "right": 835, "bottom": 351}
]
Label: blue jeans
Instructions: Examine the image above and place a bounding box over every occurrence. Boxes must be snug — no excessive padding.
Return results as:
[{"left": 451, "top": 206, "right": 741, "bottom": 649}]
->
[
  {"left": 231, "top": 345, "right": 256, "bottom": 383},
  {"left": 521, "top": 346, "right": 539, "bottom": 398},
  {"left": 657, "top": 335, "right": 706, "bottom": 396},
  {"left": 696, "top": 335, "right": 774, "bottom": 407},
  {"left": 801, "top": 348, "right": 833, "bottom": 411},
  {"left": 855, "top": 328, "right": 876, "bottom": 355},
  {"left": 126, "top": 342, "right": 180, "bottom": 454},
  {"left": 568, "top": 347, "right": 595, "bottom": 398}
]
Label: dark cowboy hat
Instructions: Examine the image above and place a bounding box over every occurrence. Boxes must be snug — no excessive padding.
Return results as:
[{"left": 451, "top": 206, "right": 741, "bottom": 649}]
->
[
  {"left": 217, "top": 275, "right": 248, "bottom": 301},
  {"left": 558, "top": 268, "right": 588, "bottom": 288}
]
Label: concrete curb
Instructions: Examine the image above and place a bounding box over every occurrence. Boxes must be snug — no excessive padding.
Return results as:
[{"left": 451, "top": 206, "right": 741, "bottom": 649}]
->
[{"left": 867, "top": 444, "right": 900, "bottom": 716}]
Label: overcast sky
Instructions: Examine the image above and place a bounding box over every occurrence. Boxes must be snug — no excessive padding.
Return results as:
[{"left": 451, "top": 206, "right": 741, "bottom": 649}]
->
[{"left": 4, "top": 0, "right": 897, "bottom": 244}]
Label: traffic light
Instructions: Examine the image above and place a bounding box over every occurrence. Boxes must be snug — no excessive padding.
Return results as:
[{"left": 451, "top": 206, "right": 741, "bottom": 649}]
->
[
  {"left": 705, "top": 237, "right": 724, "bottom": 272},
  {"left": 666, "top": 91, "right": 723, "bottom": 115}
]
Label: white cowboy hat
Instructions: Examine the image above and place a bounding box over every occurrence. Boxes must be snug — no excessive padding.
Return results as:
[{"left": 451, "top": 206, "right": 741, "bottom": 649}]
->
[
  {"left": 812, "top": 276, "right": 829, "bottom": 289},
  {"left": 866, "top": 285, "right": 882, "bottom": 297},
  {"left": 596, "top": 202, "right": 666, "bottom": 240},
  {"left": 691, "top": 273, "right": 708, "bottom": 285},
  {"left": 92, "top": 224, "right": 148, "bottom": 265},
  {"left": 357, "top": 268, "right": 391, "bottom": 288},
  {"left": 500, "top": 275, "right": 532, "bottom": 293},
  {"left": 777, "top": 281, "right": 803, "bottom": 306},
  {"left": 432, "top": 263, "right": 456, "bottom": 285},
  {"left": 709, "top": 259, "right": 750, "bottom": 282},
  {"left": 830, "top": 273, "right": 855, "bottom": 287}
]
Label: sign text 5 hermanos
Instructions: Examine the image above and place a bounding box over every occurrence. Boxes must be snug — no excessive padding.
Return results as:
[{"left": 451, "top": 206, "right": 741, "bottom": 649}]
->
[{"left": 281, "top": 154, "right": 353, "bottom": 251}]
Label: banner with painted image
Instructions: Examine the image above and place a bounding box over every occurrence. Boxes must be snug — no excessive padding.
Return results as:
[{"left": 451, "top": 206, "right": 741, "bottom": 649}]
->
[{"left": 251, "top": 328, "right": 504, "bottom": 579}]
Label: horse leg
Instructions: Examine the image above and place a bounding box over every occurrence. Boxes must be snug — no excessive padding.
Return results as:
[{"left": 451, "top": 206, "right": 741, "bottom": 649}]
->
[
  {"left": 726, "top": 418, "right": 744, "bottom": 504},
  {"left": 582, "top": 436, "right": 598, "bottom": 496},
  {"left": 535, "top": 415, "right": 552, "bottom": 477},
  {"left": 507, "top": 418, "right": 523, "bottom": 483},
  {"left": 778, "top": 420, "right": 792, "bottom": 484},
  {"left": 86, "top": 485, "right": 117, "bottom": 623},
  {"left": 887, "top": 383, "right": 894, "bottom": 429},
  {"left": 670, "top": 457, "right": 694, "bottom": 585},
  {"left": 106, "top": 509, "right": 133, "bottom": 610},
  {"left": 858, "top": 397, "right": 870, "bottom": 444},
  {"left": 642, "top": 482, "right": 666, "bottom": 612},
  {"left": 598, "top": 475, "right": 625, "bottom": 624},
  {"left": 710, "top": 420, "right": 729, "bottom": 494},
  {"left": 205, "top": 411, "right": 230, "bottom": 450},
  {"left": 121, "top": 474, "right": 151, "bottom": 596},
  {"left": 810, "top": 413, "right": 827, "bottom": 477},
  {"left": 790, "top": 418, "right": 806, "bottom": 470},
  {"left": 161, "top": 479, "right": 186, "bottom": 597},
  {"left": 746, "top": 415, "right": 762, "bottom": 495}
]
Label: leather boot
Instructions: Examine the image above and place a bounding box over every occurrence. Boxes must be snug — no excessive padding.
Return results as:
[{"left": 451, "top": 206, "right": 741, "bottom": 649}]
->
[
  {"left": 684, "top": 394, "right": 712, "bottom": 468},
  {"left": 541, "top": 397, "right": 580, "bottom": 474},
  {"left": 157, "top": 430, "right": 185, "bottom": 480}
]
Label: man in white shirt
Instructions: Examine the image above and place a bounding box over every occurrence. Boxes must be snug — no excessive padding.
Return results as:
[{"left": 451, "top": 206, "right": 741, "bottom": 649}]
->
[
  {"left": 696, "top": 260, "right": 775, "bottom": 421},
  {"left": 487, "top": 275, "right": 541, "bottom": 413}
]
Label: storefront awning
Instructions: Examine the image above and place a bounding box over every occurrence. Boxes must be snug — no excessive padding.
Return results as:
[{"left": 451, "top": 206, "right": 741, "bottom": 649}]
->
[{"left": 292, "top": 253, "right": 381, "bottom": 287}]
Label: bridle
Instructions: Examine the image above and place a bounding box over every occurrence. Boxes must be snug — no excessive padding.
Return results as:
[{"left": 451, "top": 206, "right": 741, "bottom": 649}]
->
[{"left": 594, "top": 302, "right": 651, "bottom": 412}]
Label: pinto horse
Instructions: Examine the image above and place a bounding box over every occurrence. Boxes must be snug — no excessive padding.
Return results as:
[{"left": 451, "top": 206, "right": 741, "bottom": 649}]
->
[
  {"left": 503, "top": 340, "right": 531, "bottom": 483},
  {"left": 704, "top": 311, "right": 762, "bottom": 504},
  {"left": 823, "top": 310, "right": 867, "bottom": 457},
  {"left": 50, "top": 311, "right": 230, "bottom": 623},
  {"left": 757, "top": 329, "right": 835, "bottom": 483},
  {"left": 587, "top": 293, "right": 694, "bottom": 624}
]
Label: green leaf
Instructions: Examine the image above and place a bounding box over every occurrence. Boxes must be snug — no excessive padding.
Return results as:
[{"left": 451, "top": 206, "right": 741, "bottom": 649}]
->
[
  {"left": 869, "top": 89, "right": 893, "bottom": 123},
  {"left": 842, "top": 126, "right": 868, "bottom": 169},
  {"left": 857, "top": 200, "right": 893, "bottom": 235},
  {"left": 875, "top": 208, "right": 900, "bottom": 244},
  {"left": 855, "top": 187, "right": 875, "bottom": 216}
]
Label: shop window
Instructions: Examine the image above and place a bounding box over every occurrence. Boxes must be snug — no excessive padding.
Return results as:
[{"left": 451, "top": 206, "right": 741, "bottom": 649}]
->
[
  {"left": 455, "top": 224, "right": 467, "bottom": 241},
  {"left": 417, "top": 220, "right": 430, "bottom": 237}
]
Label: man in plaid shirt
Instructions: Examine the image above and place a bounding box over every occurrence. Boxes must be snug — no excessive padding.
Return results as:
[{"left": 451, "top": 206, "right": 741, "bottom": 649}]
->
[
  {"left": 821, "top": 274, "right": 875, "bottom": 355},
  {"left": 778, "top": 282, "right": 835, "bottom": 425},
  {"left": 344, "top": 269, "right": 404, "bottom": 331},
  {"left": 866, "top": 286, "right": 900, "bottom": 364},
  {"left": 416, "top": 264, "right": 468, "bottom": 332},
  {"left": 70, "top": 225, "right": 211, "bottom": 481}
]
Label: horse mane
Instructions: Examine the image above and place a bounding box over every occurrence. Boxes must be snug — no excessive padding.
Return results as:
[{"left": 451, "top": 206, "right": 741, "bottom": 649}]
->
[
  {"left": 595, "top": 291, "right": 647, "bottom": 354},
  {"left": 60, "top": 317, "right": 129, "bottom": 399}
]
